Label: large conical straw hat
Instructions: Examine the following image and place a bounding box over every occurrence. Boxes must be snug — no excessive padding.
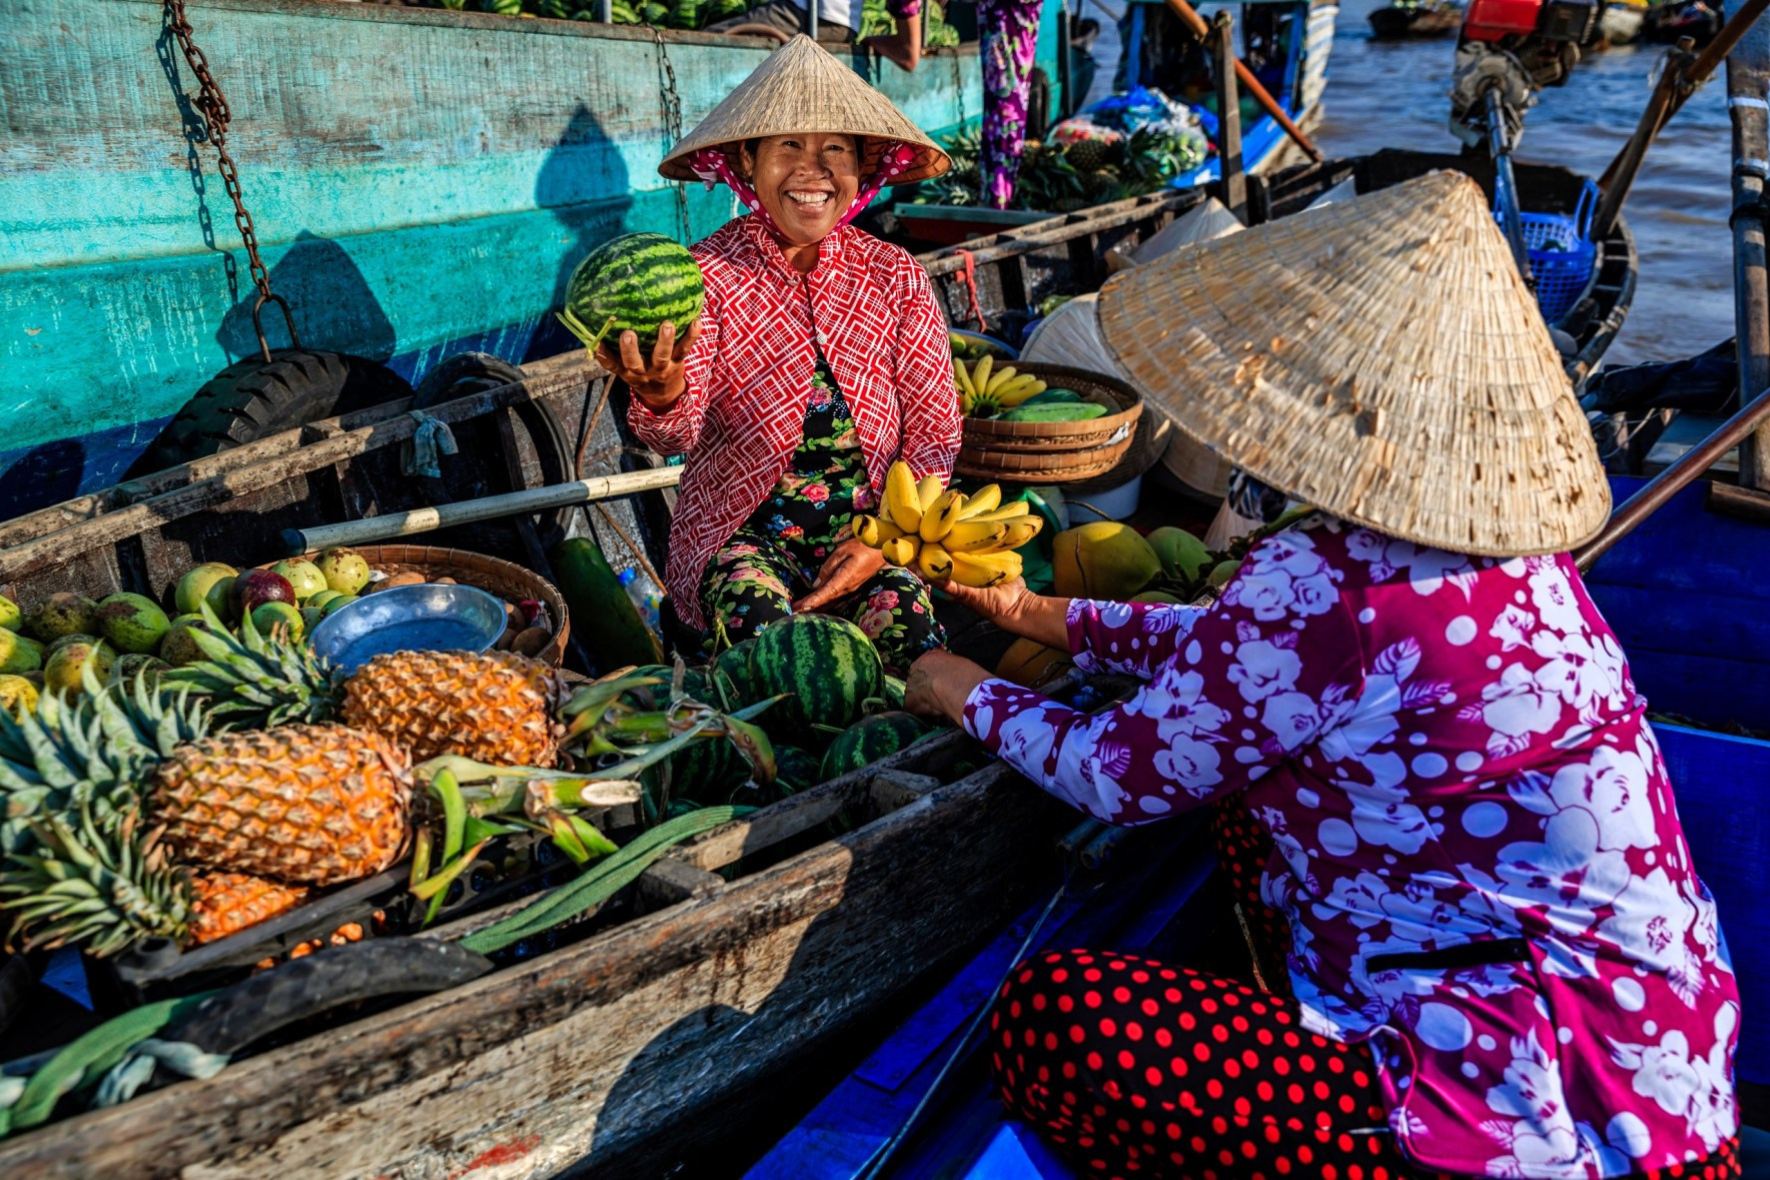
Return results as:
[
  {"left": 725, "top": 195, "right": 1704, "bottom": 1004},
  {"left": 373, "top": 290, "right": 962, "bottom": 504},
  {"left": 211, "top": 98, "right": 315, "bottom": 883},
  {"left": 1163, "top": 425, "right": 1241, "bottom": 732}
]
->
[
  {"left": 1096, "top": 171, "right": 1609, "bottom": 557},
  {"left": 660, "top": 35, "right": 948, "bottom": 185}
]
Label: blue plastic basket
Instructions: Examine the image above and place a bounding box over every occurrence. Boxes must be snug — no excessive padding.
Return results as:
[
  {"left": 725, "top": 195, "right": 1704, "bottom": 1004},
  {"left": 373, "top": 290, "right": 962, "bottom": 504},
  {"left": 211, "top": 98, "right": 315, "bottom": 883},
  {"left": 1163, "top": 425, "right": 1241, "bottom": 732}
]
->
[{"left": 1499, "top": 180, "right": 1598, "bottom": 324}]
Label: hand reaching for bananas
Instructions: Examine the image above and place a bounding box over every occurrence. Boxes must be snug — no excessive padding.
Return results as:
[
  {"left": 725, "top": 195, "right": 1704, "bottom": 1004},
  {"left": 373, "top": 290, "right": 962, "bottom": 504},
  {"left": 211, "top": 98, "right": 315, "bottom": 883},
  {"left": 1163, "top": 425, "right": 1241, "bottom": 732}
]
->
[{"left": 850, "top": 462, "right": 1044, "bottom": 586}]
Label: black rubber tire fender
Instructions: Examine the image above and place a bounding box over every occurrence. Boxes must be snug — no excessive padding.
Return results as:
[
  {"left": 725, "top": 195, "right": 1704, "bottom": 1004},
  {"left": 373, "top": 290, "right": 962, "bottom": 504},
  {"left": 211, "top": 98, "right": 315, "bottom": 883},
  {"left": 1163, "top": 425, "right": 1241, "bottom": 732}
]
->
[
  {"left": 411, "top": 352, "right": 577, "bottom": 544},
  {"left": 158, "top": 939, "right": 494, "bottom": 1060},
  {"left": 128, "top": 349, "right": 412, "bottom": 478}
]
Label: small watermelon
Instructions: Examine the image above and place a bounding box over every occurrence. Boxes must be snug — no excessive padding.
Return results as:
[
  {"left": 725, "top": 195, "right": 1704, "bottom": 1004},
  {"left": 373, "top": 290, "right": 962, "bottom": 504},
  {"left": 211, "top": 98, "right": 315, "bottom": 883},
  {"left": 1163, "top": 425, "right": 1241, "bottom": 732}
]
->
[
  {"left": 559, "top": 232, "right": 704, "bottom": 354},
  {"left": 773, "top": 745, "right": 823, "bottom": 794},
  {"left": 625, "top": 664, "right": 749, "bottom": 803},
  {"left": 820, "top": 711, "right": 927, "bottom": 781},
  {"left": 748, "top": 614, "right": 884, "bottom": 734},
  {"left": 713, "top": 639, "right": 767, "bottom": 708}
]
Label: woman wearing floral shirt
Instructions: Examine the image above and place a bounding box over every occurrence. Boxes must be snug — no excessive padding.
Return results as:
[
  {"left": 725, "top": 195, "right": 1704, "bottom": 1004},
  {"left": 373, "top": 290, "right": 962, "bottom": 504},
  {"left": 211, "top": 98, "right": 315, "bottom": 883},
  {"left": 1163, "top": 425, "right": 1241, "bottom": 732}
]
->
[
  {"left": 602, "top": 37, "right": 962, "bottom": 669},
  {"left": 904, "top": 173, "right": 1741, "bottom": 1178}
]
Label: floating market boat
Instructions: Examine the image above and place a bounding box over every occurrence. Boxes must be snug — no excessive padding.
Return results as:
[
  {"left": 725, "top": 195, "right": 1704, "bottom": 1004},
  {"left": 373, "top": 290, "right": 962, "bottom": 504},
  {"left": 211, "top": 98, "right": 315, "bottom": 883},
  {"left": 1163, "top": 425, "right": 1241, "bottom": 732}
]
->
[
  {"left": 1599, "top": 0, "right": 1649, "bottom": 46},
  {"left": 0, "top": 149, "right": 1638, "bottom": 1175},
  {"left": 0, "top": 0, "right": 1059, "bottom": 518},
  {"left": 1367, "top": 0, "right": 1464, "bottom": 40}
]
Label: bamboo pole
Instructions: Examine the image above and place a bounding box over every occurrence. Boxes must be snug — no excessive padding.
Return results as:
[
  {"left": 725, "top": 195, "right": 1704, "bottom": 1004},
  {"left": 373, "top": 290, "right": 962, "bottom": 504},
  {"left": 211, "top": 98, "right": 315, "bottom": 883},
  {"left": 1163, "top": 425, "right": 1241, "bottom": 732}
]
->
[
  {"left": 1728, "top": 1, "right": 1770, "bottom": 489},
  {"left": 1161, "top": 0, "right": 1322, "bottom": 162},
  {"left": 279, "top": 467, "right": 685, "bottom": 555},
  {"left": 1575, "top": 383, "right": 1770, "bottom": 571},
  {"left": 1212, "top": 11, "right": 1247, "bottom": 219}
]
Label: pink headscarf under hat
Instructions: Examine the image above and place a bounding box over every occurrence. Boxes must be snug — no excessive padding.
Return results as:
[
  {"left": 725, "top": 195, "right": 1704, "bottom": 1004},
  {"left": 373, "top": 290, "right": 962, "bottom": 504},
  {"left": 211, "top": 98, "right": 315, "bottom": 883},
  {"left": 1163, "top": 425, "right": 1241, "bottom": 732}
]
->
[{"left": 685, "top": 141, "right": 920, "bottom": 240}]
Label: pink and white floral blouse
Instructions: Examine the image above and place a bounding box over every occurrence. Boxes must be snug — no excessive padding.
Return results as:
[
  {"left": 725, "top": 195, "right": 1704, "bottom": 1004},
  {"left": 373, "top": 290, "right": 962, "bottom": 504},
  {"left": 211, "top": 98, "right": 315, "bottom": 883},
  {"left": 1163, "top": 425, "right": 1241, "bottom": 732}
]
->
[{"left": 963, "top": 515, "right": 1740, "bottom": 1178}]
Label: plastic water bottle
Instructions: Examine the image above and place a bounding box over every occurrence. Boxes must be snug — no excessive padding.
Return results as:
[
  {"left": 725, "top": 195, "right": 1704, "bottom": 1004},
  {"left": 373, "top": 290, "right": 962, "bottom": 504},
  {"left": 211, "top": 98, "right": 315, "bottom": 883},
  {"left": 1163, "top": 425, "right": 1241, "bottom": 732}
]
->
[{"left": 617, "top": 567, "right": 663, "bottom": 633}]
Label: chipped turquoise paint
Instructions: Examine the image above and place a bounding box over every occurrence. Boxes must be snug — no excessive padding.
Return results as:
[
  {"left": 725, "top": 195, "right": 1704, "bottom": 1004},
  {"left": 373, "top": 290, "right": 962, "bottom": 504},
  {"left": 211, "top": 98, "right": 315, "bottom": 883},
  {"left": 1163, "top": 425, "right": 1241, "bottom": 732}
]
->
[{"left": 1, "top": 0, "right": 991, "bottom": 514}]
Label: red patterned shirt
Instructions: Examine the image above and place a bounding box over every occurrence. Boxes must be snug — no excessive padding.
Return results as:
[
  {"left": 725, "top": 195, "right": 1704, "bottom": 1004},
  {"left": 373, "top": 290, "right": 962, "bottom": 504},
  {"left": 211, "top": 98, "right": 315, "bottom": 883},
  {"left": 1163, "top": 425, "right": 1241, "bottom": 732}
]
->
[{"left": 629, "top": 215, "right": 960, "bottom": 629}]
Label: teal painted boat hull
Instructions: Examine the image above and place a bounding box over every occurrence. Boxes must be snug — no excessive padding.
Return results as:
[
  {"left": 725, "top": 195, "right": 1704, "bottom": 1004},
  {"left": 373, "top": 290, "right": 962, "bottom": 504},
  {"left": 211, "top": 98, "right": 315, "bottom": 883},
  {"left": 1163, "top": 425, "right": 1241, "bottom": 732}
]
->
[{"left": 1, "top": 0, "right": 999, "bottom": 514}]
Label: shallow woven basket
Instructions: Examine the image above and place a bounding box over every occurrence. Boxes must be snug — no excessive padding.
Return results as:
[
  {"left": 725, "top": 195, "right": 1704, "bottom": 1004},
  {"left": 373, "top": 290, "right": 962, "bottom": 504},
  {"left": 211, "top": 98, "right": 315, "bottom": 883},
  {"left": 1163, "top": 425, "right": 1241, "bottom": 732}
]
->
[
  {"left": 279, "top": 545, "right": 570, "bottom": 668},
  {"left": 956, "top": 363, "right": 1144, "bottom": 484}
]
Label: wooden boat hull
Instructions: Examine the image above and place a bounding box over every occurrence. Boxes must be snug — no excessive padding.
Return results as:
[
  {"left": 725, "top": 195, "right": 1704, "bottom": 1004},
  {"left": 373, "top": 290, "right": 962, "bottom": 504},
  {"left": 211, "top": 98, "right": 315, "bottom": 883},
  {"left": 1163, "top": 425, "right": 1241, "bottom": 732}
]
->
[
  {"left": 0, "top": 0, "right": 1019, "bottom": 518},
  {"left": 0, "top": 750, "right": 1074, "bottom": 1179}
]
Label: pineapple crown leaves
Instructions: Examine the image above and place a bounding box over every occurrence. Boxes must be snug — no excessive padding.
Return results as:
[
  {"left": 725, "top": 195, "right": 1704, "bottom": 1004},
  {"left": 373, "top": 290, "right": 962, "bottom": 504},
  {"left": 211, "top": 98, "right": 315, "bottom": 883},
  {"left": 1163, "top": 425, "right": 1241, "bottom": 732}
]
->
[
  {"left": 162, "top": 604, "right": 337, "bottom": 730},
  {"left": 0, "top": 800, "right": 192, "bottom": 957},
  {"left": 0, "top": 671, "right": 175, "bottom": 825}
]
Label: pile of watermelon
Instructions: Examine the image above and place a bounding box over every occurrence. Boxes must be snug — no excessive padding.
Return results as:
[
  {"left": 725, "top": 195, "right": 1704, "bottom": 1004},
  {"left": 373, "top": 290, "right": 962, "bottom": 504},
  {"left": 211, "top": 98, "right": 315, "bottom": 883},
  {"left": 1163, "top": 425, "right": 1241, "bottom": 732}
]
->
[
  {"left": 418, "top": 0, "right": 751, "bottom": 31},
  {"left": 645, "top": 615, "right": 943, "bottom": 810}
]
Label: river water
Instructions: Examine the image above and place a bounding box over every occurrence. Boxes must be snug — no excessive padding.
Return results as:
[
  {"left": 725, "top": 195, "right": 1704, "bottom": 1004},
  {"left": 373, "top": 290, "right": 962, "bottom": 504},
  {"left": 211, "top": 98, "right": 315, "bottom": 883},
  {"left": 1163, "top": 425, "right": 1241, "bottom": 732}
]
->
[{"left": 1083, "top": 0, "right": 1738, "bottom": 365}]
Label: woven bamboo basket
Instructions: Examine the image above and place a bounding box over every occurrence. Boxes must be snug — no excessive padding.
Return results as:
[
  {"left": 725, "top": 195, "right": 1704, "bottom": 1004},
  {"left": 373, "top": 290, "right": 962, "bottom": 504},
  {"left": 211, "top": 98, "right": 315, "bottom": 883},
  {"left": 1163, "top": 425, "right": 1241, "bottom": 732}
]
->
[
  {"left": 272, "top": 545, "right": 571, "bottom": 667},
  {"left": 955, "top": 363, "right": 1144, "bottom": 484}
]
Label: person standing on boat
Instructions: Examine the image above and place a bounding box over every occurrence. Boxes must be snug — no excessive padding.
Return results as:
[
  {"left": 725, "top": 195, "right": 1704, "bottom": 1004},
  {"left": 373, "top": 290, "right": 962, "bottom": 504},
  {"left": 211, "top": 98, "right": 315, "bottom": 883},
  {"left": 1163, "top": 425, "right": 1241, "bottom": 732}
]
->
[
  {"left": 902, "top": 173, "right": 1742, "bottom": 1178},
  {"left": 601, "top": 36, "right": 960, "bottom": 671},
  {"left": 706, "top": 0, "right": 925, "bottom": 69}
]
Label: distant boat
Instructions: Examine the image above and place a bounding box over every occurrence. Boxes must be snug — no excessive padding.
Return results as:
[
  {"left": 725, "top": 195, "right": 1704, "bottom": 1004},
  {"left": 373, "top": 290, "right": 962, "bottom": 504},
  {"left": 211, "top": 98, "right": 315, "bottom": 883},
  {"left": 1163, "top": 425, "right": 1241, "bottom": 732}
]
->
[
  {"left": 1643, "top": 0, "right": 1722, "bottom": 44},
  {"left": 0, "top": 0, "right": 1025, "bottom": 520},
  {"left": 1598, "top": 0, "right": 1648, "bottom": 46},
  {"left": 1368, "top": 0, "right": 1464, "bottom": 40}
]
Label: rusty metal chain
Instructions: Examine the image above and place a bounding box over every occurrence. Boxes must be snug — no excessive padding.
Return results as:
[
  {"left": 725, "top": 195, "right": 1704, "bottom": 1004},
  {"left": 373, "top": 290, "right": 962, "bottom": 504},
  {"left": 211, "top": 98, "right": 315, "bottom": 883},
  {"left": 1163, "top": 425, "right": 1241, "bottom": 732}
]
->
[
  {"left": 164, "top": 0, "right": 299, "bottom": 362},
  {"left": 651, "top": 28, "right": 692, "bottom": 241}
]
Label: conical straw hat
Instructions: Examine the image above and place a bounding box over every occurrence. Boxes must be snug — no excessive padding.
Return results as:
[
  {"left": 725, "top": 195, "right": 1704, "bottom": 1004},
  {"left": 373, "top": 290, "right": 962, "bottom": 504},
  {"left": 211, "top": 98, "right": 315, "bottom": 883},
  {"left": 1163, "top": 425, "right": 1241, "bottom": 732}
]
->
[
  {"left": 1096, "top": 170, "right": 1609, "bottom": 557},
  {"left": 660, "top": 35, "right": 949, "bottom": 185}
]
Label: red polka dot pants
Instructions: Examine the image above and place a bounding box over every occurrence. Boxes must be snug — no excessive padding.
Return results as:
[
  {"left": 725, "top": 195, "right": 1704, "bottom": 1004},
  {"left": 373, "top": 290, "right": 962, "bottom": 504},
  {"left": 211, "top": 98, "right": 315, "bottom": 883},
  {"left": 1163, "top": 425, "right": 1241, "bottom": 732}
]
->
[
  {"left": 988, "top": 948, "right": 1743, "bottom": 1179},
  {"left": 1210, "top": 801, "right": 1290, "bottom": 993}
]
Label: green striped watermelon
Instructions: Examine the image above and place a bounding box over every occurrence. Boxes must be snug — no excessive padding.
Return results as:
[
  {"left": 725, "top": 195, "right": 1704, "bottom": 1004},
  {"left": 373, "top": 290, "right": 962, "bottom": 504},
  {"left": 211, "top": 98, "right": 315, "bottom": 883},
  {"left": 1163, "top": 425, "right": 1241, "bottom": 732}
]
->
[
  {"left": 559, "top": 232, "right": 704, "bottom": 354},
  {"left": 748, "top": 614, "right": 883, "bottom": 734},
  {"left": 712, "top": 639, "right": 766, "bottom": 709},
  {"left": 820, "top": 711, "right": 927, "bottom": 781},
  {"left": 773, "top": 745, "right": 822, "bottom": 795},
  {"left": 625, "top": 664, "right": 749, "bottom": 804}
]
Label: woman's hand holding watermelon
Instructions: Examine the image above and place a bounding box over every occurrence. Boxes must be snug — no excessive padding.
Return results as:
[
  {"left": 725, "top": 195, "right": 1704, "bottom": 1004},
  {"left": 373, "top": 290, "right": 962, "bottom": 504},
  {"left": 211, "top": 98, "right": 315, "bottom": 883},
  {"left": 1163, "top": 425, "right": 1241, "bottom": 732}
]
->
[{"left": 598, "top": 320, "right": 700, "bottom": 410}]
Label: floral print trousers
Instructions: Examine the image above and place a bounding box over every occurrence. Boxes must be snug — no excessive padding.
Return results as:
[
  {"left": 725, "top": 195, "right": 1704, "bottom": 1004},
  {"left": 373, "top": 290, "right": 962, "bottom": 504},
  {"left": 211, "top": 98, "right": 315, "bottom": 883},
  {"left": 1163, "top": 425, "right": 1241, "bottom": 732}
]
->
[
  {"left": 981, "top": 0, "right": 1045, "bottom": 209},
  {"left": 697, "top": 359, "right": 945, "bottom": 672}
]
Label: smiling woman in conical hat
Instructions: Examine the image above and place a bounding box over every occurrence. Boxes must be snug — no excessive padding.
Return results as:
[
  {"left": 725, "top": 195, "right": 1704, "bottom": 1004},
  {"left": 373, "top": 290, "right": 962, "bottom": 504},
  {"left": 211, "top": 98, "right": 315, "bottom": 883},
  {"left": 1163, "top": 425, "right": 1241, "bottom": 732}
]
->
[
  {"left": 897, "top": 172, "right": 1742, "bottom": 1180},
  {"left": 607, "top": 36, "right": 958, "bottom": 674}
]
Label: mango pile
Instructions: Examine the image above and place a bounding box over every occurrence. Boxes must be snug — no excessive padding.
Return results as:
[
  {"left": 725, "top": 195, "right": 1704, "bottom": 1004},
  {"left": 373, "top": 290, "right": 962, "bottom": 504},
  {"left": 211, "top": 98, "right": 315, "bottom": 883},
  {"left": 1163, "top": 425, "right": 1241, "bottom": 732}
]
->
[{"left": 851, "top": 462, "right": 1044, "bottom": 587}]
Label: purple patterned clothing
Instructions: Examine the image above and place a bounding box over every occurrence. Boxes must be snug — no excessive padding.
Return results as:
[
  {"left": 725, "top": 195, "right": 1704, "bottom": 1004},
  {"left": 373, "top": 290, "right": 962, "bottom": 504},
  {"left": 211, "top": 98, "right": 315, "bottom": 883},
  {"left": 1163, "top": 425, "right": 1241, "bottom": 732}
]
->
[
  {"left": 961, "top": 514, "right": 1740, "bottom": 1178},
  {"left": 980, "top": 0, "right": 1044, "bottom": 209}
]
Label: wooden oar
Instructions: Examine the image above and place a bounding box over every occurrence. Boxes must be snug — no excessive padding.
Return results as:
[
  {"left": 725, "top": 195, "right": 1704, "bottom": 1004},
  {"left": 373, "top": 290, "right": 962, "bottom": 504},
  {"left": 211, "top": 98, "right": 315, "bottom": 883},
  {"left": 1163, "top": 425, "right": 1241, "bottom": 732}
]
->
[
  {"left": 1162, "top": 0, "right": 1322, "bottom": 163},
  {"left": 279, "top": 466, "right": 683, "bottom": 554}
]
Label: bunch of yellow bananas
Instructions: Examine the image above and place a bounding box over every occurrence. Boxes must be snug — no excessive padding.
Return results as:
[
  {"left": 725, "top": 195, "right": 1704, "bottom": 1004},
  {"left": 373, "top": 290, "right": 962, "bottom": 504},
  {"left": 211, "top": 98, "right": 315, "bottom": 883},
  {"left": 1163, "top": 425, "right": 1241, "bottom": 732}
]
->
[
  {"left": 851, "top": 462, "right": 1043, "bottom": 587},
  {"left": 953, "top": 355, "right": 1046, "bottom": 418}
]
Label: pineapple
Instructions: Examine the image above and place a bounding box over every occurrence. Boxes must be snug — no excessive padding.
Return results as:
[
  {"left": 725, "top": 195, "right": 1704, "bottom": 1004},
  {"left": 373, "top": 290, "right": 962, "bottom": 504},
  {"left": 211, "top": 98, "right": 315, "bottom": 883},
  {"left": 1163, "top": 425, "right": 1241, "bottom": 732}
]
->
[
  {"left": 189, "top": 872, "right": 309, "bottom": 946},
  {"left": 168, "top": 610, "right": 562, "bottom": 768},
  {"left": 0, "top": 675, "right": 410, "bottom": 955}
]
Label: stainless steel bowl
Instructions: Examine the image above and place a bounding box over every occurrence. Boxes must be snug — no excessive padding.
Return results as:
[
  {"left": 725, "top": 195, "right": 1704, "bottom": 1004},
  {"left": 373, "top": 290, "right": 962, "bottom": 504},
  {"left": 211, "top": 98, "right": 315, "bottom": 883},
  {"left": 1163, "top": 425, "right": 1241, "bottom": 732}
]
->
[{"left": 309, "top": 583, "right": 506, "bottom": 675}]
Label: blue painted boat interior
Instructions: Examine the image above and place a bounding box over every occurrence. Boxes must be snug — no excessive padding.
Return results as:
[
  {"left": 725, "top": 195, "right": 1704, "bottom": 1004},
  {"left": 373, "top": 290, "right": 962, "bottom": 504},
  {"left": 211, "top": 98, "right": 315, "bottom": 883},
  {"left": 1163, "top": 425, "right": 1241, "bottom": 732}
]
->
[{"left": 752, "top": 473, "right": 1770, "bottom": 1178}]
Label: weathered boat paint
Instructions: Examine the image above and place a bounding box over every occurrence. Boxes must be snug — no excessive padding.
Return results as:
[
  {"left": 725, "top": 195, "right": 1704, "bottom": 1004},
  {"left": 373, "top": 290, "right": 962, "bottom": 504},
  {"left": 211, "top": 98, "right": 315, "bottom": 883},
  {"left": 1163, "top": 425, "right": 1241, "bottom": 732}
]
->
[{"left": 1, "top": 0, "right": 1000, "bottom": 514}]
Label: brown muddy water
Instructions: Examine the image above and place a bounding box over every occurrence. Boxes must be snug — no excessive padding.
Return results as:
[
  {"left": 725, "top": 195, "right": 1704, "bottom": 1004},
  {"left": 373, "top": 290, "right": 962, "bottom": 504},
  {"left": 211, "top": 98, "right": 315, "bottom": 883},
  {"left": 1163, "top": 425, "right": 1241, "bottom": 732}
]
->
[
  {"left": 1082, "top": 0, "right": 1736, "bottom": 366},
  {"left": 1316, "top": 0, "right": 1734, "bottom": 366}
]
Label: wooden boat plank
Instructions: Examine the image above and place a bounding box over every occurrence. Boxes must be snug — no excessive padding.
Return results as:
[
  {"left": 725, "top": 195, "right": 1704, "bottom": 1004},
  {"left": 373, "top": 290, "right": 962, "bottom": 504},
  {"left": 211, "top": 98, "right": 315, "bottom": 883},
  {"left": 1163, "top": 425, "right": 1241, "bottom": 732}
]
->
[
  {"left": 0, "top": 366, "right": 593, "bottom": 586},
  {"left": 0, "top": 761, "right": 1071, "bottom": 1179}
]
